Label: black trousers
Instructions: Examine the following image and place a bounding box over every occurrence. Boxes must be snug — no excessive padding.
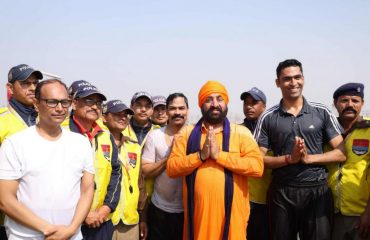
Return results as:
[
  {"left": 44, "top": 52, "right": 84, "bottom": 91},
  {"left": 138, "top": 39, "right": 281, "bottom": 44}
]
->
[
  {"left": 268, "top": 183, "right": 333, "bottom": 240},
  {"left": 0, "top": 226, "right": 7, "bottom": 240},
  {"left": 247, "top": 202, "right": 269, "bottom": 240},
  {"left": 148, "top": 203, "right": 184, "bottom": 240},
  {"left": 81, "top": 220, "right": 114, "bottom": 240}
]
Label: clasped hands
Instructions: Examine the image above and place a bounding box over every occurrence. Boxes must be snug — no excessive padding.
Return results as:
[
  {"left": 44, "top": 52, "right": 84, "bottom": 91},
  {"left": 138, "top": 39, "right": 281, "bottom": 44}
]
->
[
  {"left": 287, "top": 136, "right": 312, "bottom": 164},
  {"left": 44, "top": 225, "right": 75, "bottom": 240},
  {"left": 84, "top": 205, "right": 111, "bottom": 228},
  {"left": 199, "top": 126, "right": 219, "bottom": 161}
]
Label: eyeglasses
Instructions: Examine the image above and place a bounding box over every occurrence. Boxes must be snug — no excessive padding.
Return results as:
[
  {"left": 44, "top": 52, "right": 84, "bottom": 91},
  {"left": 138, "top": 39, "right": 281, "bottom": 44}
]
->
[
  {"left": 40, "top": 98, "right": 72, "bottom": 108},
  {"left": 79, "top": 98, "right": 103, "bottom": 108}
]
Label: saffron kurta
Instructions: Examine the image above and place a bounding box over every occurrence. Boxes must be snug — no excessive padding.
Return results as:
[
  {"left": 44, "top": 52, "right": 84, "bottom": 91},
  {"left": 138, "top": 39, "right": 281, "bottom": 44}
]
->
[{"left": 167, "top": 123, "right": 263, "bottom": 240}]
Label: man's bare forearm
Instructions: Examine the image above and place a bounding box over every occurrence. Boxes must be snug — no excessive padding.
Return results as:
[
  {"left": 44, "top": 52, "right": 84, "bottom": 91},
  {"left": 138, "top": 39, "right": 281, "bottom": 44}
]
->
[
  {"left": 68, "top": 172, "right": 94, "bottom": 232},
  {"left": 0, "top": 180, "right": 53, "bottom": 234}
]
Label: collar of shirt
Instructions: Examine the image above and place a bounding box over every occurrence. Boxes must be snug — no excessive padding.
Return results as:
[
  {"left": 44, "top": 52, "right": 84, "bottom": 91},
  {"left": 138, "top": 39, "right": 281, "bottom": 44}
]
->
[
  {"left": 340, "top": 116, "right": 370, "bottom": 137},
  {"left": 130, "top": 118, "right": 152, "bottom": 130},
  {"left": 354, "top": 117, "right": 370, "bottom": 129},
  {"left": 72, "top": 115, "right": 102, "bottom": 142},
  {"left": 278, "top": 97, "right": 312, "bottom": 116}
]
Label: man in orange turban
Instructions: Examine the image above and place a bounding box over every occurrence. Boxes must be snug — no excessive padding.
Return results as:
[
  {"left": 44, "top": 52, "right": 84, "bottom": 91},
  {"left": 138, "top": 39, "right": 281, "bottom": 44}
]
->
[
  {"left": 198, "top": 80, "right": 229, "bottom": 107},
  {"left": 167, "top": 80, "right": 264, "bottom": 240}
]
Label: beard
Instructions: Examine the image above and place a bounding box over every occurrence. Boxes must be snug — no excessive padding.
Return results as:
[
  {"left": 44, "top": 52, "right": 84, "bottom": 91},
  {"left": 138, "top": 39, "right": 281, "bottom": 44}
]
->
[{"left": 201, "top": 106, "right": 228, "bottom": 125}]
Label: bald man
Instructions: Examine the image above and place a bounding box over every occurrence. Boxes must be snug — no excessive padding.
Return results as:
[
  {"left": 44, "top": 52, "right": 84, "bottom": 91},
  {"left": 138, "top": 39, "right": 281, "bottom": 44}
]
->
[{"left": 167, "top": 80, "right": 263, "bottom": 240}]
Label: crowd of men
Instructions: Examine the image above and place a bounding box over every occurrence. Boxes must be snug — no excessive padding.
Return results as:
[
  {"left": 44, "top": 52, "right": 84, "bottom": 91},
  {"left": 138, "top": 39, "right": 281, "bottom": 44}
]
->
[{"left": 0, "top": 59, "right": 368, "bottom": 240}]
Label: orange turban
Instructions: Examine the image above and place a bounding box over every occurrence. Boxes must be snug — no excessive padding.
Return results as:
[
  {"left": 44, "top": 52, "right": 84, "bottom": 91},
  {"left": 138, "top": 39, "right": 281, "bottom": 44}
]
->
[{"left": 198, "top": 80, "right": 229, "bottom": 107}]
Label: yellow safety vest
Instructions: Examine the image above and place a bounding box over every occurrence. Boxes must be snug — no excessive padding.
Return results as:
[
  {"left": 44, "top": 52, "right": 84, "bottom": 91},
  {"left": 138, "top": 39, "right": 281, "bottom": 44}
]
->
[
  {"left": 62, "top": 119, "right": 118, "bottom": 219},
  {"left": 111, "top": 141, "right": 142, "bottom": 225},
  {"left": 123, "top": 123, "right": 160, "bottom": 199},
  {"left": 0, "top": 106, "right": 30, "bottom": 225},
  {"left": 249, "top": 151, "right": 272, "bottom": 204},
  {"left": 249, "top": 170, "right": 272, "bottom": 204},
  {"left": 327, "top": 118, "right": 370, "bottom": 216},
  {"left": 0, "top": 106, "right": 28, "bottom": 144}
]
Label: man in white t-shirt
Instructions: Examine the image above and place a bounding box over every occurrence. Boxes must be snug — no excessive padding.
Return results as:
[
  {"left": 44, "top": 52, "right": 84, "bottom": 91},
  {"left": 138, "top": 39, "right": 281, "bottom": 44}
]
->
[
  {"left": 142, "top": 93, "right": 189, "bottom": 240},
  {"left": 0, "top": 79, "right": 95, "bottom": 240}
]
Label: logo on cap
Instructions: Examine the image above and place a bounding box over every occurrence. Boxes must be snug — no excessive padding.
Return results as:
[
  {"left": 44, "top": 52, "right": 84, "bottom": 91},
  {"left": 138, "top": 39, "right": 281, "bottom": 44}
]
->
[
  {"left": 79, "top": 82, "right": 91, "bottom": 87},
  {"left": 113, "top": 100, "right": 123, "bottom": 106},
  {"left": 83, "top": 86, "right": 97, "bottom": 91},
  {"left": 19, "top": 65, "right": 32, "bottom": 71}
]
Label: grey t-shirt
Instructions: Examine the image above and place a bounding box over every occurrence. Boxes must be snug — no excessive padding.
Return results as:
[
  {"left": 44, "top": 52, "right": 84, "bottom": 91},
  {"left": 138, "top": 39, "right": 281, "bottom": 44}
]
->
[{"left": 142, "top": 127, "right": 183, "bottom": 213}]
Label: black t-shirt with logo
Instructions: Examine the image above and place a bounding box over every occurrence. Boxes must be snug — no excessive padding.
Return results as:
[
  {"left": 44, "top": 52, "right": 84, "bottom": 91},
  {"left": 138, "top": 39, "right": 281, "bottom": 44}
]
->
[{"left": 254, "top": 97, "right": 343, "bottom": 186}]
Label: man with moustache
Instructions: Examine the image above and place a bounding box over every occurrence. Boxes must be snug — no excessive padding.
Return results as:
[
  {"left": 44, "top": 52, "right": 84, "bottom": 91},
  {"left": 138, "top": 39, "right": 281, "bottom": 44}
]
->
[
  {"left": 167, "top": 81, "right": 263, "bottom": 240},
  {"left": 327, "top": 83, "right": 370, "bottom": 240},
  {"left": 240, "top": 87, "right": 270, "bottom": 240},
  {"left": 102, "top": 100, "right": 148, "bottom": 240},
  {"left": 64, "top": 83, "right": 122, "bottom": 240},
  {"left": 142, "top": 93, "right": 189, "bottom": 240},
  {"left": 0, "top": 79, "right": 94, "bottom": 240},
  {"left": 0, "top": 64, "right": 43, "bottom": 239},
  {"left": 151, "top": 95, "right": 168, "bottom": 127},
  {"left": 254, "top": 59, "right": 346, "bottom": 240}
]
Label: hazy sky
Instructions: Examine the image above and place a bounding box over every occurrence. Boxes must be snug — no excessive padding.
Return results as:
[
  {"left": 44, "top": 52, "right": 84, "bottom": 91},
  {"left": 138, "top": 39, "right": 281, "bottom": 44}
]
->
[{"left": 1, "top": 0, "right": 369, "bottom": 122}]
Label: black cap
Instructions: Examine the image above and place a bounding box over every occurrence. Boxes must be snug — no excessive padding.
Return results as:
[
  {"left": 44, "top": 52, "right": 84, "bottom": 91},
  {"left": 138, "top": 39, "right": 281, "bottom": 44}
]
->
[
  {"left": 240, "top": 87, "right": 266, "bottom": 104},
  {"left": 152, "top": 95, "right": 167, "bottom": 108},
  {"left": 333, "top": 83, "right": 364, "bottom": 100},
  {"left": 131, "top": 92, "right": 152, "bottom": 105},
  {"left": 103, "top": 100, "right": 134, "bottom": 115},
  {"left": 68, "top": 80, "right": 92, "bottom": 96},
  {"left": 8, "top": 64, "right": 43, "bottom": 83},
  {"left": 74, "top": 85, "right": 107, "bottom": 101}
]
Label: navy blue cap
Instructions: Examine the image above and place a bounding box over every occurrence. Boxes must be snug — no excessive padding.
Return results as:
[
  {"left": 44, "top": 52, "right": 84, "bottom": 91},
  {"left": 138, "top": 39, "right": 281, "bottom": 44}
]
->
[
  {"left": 103, "top": 100, "right": 134, "bottom": 115},
  {"left": 240, "top": 87, "right": 267, "bottom": 104},
  {"left": 152, "top": 95, "right": 167, "bottom": 108},
  {"left": 68, "top": 80, "right": 92, "bottom": 96},
  {"left": 131, "top": 92, "right": 152, "bottom": 105},
  {"left": 73, "top": 85, "right": 107, "bottom": 101},
  {"left": 333, "top": 83, "right": 364, "bottom": 99},
  {"left": 8, "top": 64, "right": 43, "bottom": 83}
]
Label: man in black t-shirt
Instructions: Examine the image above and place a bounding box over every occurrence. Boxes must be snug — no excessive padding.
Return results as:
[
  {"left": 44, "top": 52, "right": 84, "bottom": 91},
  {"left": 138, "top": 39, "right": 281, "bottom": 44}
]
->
[{"left": 254, "top": 59, "right": 346, "bottom": 240}]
